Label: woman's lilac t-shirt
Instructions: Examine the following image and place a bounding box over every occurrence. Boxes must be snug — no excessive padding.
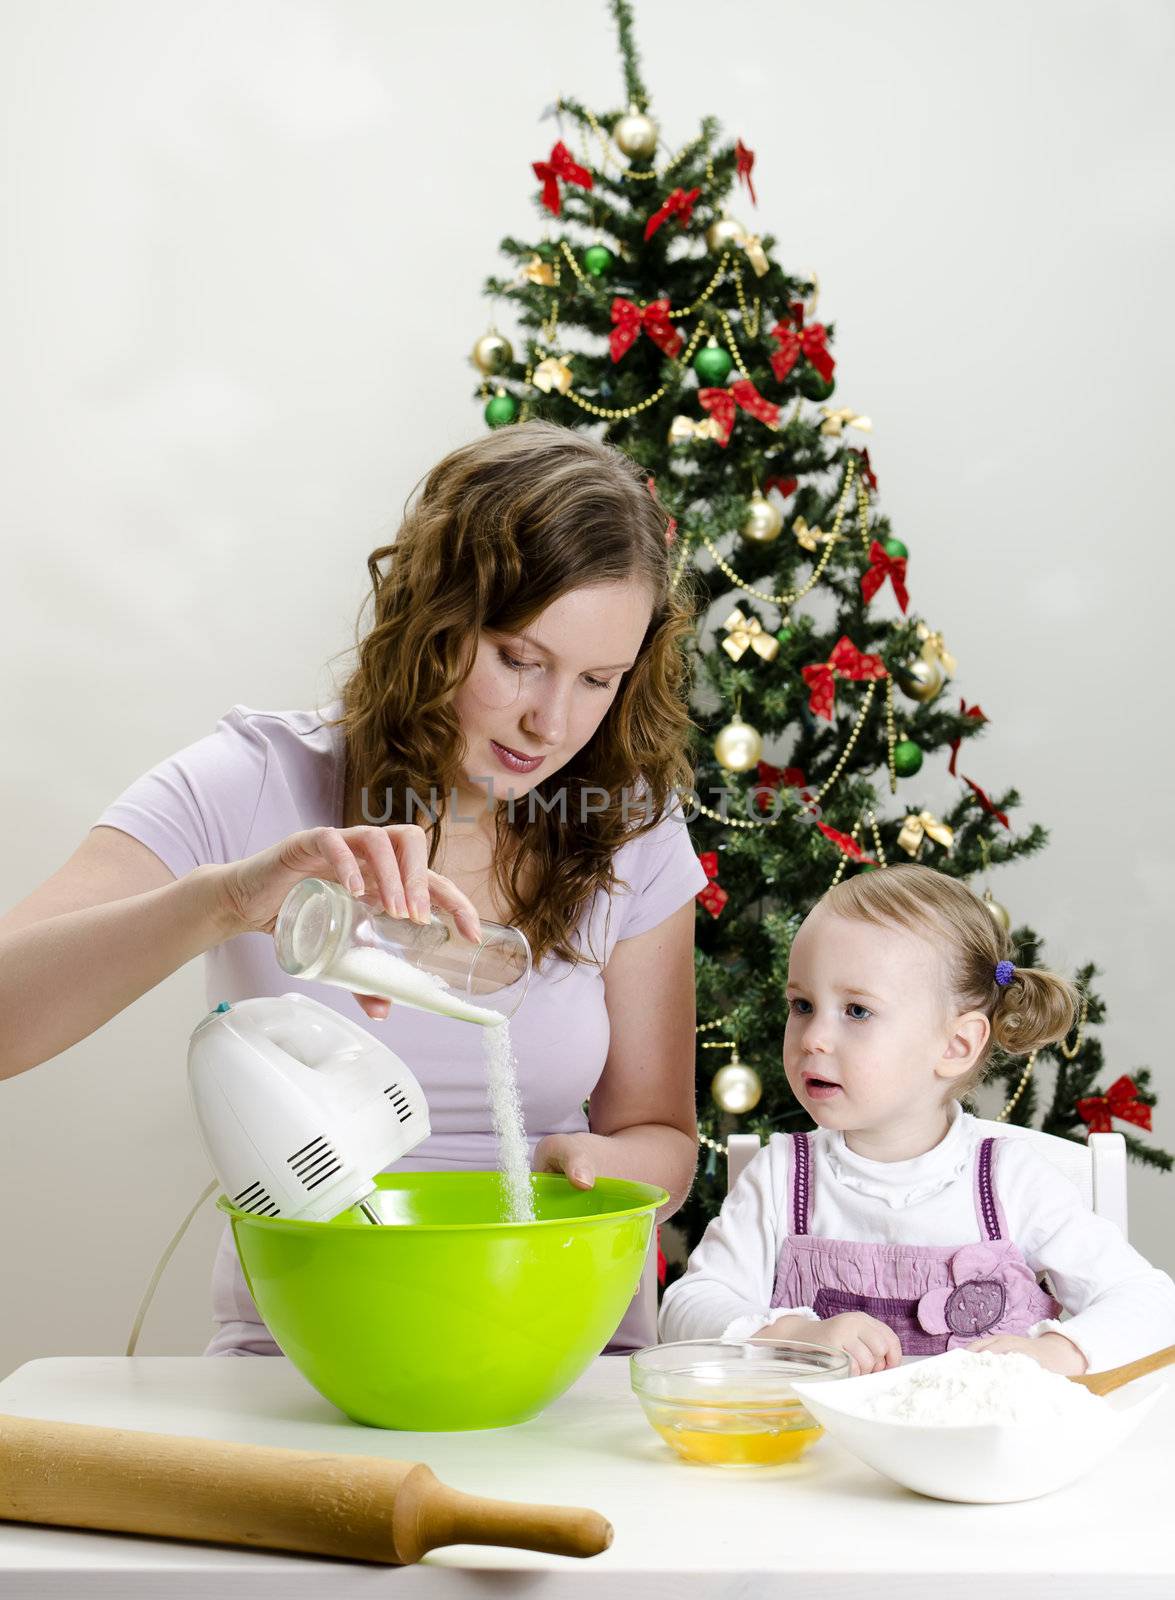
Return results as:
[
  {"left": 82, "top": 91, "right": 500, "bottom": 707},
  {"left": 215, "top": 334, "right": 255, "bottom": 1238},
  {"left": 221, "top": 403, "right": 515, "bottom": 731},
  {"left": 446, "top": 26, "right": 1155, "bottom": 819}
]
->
[{"left": 96, "top": 704, "right": 707, "bottom": 1354}]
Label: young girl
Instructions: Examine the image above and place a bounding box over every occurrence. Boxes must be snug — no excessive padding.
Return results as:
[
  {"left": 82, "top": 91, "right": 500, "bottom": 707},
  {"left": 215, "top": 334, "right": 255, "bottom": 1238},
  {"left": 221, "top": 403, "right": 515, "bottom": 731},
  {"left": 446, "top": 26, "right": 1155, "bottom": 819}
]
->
[{"left": 660, "top": 863, "right": 1175, "bottom": 1376}]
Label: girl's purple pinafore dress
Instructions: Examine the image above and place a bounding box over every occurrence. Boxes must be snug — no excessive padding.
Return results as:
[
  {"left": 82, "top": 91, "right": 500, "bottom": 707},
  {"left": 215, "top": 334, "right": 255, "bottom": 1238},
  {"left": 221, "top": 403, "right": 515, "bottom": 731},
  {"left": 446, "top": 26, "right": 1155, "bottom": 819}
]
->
[{"left": 771, "top": 1132, "right": 1061, "bottom": 1354}]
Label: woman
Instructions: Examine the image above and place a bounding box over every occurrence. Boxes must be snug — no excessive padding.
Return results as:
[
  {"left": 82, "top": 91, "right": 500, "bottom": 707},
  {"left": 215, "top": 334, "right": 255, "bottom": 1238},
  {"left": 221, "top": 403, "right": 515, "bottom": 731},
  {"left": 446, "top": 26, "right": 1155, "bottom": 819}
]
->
[{"left": 0, "top": 421, "right": 705, "bottom": 1354}]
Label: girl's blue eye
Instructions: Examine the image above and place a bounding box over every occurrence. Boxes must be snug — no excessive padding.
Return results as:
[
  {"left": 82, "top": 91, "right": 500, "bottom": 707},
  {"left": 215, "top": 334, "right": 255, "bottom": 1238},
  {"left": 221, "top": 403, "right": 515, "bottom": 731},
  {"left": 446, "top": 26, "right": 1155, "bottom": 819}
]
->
[
  {"left": 847, "top": 1003, "right": 872, "bottom": 1021},
  {"left": 788, "top": 998, "right": 812, "bottom": 1014}
]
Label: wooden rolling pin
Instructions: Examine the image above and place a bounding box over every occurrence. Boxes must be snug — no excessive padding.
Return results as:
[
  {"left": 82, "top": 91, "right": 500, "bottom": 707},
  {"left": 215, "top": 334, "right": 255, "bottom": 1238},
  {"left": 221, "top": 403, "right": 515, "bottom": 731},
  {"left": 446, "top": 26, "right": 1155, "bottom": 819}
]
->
[{"left": 0, "top": 1413, "right": 613, "bottom": 1565}]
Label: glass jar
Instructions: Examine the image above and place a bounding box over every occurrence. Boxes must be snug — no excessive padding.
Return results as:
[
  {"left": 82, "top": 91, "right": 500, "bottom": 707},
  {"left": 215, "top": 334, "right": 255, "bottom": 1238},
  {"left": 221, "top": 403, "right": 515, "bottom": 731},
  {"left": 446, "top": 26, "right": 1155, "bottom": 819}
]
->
[{"left": 273, "top": 878, "right": 531, "bottom": 1025}]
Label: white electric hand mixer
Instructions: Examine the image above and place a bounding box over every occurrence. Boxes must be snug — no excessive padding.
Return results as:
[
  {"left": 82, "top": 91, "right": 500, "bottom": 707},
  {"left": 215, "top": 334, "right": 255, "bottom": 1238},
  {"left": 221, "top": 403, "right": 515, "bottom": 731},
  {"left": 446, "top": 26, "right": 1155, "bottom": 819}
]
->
[{"left": 187, "top": 992, "right": 431, "bottom": 1225}]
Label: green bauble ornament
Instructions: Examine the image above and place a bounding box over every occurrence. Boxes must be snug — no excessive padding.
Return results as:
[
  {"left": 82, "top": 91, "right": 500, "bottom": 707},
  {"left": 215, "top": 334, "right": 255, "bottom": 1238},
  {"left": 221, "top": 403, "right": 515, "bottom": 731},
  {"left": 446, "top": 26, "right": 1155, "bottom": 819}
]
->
[
  {"left": 693, "top": 338, "right": 733, "bottom": 385},
  {"left": 893, "top": 737, "right": 924, "bottom": 777},
  {"left": 583, "top": 244, "right": 614, "bottom": 278},
  {"left": 775, "top": 624, "right": 794, "bottom": 648},
  {"left": 884, "top": 536, "right": 909, "bottom": 559},
  {"left": 484, "top": 389, "right": 518, "bottom": 429},
  {"left": 798, "top": 366, "right": 836, "bottom": 401}
]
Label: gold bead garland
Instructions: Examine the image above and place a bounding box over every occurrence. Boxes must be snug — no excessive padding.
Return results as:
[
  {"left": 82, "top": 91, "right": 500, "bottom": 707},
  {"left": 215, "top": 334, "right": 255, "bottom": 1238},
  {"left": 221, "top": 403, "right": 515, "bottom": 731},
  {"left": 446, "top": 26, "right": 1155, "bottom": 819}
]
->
[
  {"left": 694, "top": 455, "right": 859, "bottom": 607},
  {"left": 1057, "top": 992, "right": 1090, "bottom": 1061},
  {"left": 730, "top": 262, "right": 762, "bottom": 339},
  {"left": 995, "top": 1054, "right": 1037, "bottom": 1121},
  {"left": 714, "top": 306, "right": 750, "bottom": 377},
  {"left": 828, "top": 811, "right": 889, "bottom": 886},
  {"left": 811, "top": 681, "right": 880, "bottom": 803},
  {"left": 532, "top": 321, "right": 708, "bottom": 420},
  {"left": 884, "top": 675, "right": 898, "bottom": 794}
]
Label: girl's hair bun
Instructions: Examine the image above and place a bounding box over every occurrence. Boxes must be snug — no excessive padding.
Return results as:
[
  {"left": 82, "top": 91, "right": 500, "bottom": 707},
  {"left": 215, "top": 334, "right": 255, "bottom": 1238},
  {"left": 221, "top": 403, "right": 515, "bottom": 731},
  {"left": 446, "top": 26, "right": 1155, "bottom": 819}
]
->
[{"left": 991, "top": 965, "right": 1079, "bottom": 1057}]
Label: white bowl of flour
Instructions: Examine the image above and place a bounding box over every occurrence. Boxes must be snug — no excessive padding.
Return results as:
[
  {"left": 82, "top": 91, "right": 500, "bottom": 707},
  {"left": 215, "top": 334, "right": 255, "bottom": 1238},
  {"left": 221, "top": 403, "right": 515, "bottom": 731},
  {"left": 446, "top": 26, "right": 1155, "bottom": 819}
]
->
[{"left": 791, "top": 1349, "right": 1167, "bottom": 1503}]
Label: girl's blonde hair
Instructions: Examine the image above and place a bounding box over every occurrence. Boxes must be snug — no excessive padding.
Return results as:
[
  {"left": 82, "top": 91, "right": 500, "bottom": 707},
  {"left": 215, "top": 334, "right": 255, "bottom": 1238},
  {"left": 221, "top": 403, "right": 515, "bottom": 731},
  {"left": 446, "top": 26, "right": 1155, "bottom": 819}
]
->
[
  {"left": 821, "top": 863, "right": 1078, "bottom": 1097},
  {"left": 328, "top": 420, "right": 697, "bottom": 968}
]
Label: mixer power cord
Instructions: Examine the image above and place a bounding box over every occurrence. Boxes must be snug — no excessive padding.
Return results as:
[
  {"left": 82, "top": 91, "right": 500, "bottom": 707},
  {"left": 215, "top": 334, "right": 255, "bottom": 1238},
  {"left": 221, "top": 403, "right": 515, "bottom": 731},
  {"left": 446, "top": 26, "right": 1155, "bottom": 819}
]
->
[{"left": 125, "top": 1178, "right": 218, "bottom": 1356}]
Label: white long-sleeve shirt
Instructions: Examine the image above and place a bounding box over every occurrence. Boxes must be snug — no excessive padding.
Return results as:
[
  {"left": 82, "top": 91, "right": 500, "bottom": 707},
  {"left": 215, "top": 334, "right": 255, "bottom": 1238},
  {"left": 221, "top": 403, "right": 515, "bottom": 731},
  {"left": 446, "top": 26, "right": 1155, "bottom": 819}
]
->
[{"left": 660, "top": 1104, "right": 1175, "bottom": 1372}]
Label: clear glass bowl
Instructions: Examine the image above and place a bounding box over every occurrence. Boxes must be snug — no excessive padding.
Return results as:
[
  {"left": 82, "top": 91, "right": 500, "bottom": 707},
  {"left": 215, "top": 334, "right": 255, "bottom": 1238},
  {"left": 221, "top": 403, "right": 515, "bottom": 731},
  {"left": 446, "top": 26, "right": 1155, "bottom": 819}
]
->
[{"left": 630, "top": 1339, "right": 851, "bottom": 1467}]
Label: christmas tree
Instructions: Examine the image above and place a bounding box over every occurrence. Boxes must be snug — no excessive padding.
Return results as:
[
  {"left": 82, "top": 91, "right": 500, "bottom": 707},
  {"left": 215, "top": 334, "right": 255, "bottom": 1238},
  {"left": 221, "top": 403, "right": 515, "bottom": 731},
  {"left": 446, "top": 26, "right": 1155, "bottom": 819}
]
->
[{"left": 468, "top": 0, "right": 1171, "bottom": 1251}]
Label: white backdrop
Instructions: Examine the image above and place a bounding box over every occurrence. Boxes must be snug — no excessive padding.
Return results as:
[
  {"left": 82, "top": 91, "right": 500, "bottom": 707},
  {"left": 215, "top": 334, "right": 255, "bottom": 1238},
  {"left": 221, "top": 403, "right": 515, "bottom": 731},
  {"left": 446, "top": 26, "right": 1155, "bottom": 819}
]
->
[{"left": 2, "top": 0, "right": 1172, "bottom": 1379}]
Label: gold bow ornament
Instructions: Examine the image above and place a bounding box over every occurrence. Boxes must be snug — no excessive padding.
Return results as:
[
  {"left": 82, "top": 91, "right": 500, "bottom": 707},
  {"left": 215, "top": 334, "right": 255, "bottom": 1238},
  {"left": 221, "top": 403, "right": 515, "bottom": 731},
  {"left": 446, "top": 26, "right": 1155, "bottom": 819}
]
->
[
  {"left": 522, "top": 253, "right": 556, "bottom": 286},
  {"left": 742, "top": 234, "right": 770, "bottom": 277},
  {"left": 792, "top": 516, "right": 841, "bottom": 553},
  {"left": 916, "top": 622, "right": 958, "bottom": 679},
  {"left": 669, "top": 414, "right": 724, "bottom": 444},
  {"left": 532, "top": 356, "right": 573, "bottom": 394},
  {"left": 897, "top": 811, "right": 954, "bottom": 859},
  {"left": 820, "top": 406, "right": 873, "bottom": 437},
  {"left": 721, "top": 608, "right": 780, "bottom": 664}
]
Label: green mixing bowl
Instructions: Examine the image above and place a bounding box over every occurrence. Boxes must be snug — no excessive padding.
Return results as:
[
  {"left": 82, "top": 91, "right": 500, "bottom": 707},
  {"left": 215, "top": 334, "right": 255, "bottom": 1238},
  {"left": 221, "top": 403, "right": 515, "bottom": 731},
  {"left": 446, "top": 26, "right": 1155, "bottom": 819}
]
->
[{"left": 219, "top": 1171, "right": 665, "bottom": 1431}]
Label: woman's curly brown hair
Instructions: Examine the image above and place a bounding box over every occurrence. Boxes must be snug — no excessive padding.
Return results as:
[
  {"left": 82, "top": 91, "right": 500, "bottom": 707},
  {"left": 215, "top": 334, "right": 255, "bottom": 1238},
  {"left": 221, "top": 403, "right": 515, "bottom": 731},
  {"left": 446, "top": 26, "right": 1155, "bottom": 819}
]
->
[{"left": 326, "top": 421, "right": 699, "bottom": 968}]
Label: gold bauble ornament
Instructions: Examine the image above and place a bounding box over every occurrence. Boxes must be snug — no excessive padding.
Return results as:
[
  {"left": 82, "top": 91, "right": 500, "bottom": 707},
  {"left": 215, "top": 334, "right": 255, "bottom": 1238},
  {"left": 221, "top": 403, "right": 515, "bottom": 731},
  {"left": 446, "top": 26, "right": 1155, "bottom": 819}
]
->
[
  {"left": 895, "top": 656, "right": 945, "bottom": 704},
  {"left": 706, "top": 214, "right": 747, "bottom": 254},
  {"left": 741, "top": 489, "right": 784, "bottom": 544},
  {"left": 982, "top": 888, "right": 1012, "bottom": 933},
  {"left": 714, "top": 714, "right": 762, "bottom": 773},
  {"left": 613, "top": 105, "right": 659, "bottom": 161},
  {"left": 471, "top": 331, "right": 513, "bottom": 376},
  {"left": 711, "top": 1054, "right": 763, "bottom": 1115}
]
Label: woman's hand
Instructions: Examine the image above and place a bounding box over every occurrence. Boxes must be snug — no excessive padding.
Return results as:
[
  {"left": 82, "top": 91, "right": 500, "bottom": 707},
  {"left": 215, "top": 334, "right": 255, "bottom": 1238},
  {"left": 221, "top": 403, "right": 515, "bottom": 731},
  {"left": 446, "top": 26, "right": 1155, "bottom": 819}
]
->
[
  {"left": 210, "top": 824, "right": 483, "bottom": 1020},
  {"left": 533, "top": 1132, "right": 598, "bottom": 1190},
  {"left": 967, "top": 1331, "right": 1088, "bottom": 1375},
  {"left": 757, "top": 1311, "right": 903, "bottom": 1376}
]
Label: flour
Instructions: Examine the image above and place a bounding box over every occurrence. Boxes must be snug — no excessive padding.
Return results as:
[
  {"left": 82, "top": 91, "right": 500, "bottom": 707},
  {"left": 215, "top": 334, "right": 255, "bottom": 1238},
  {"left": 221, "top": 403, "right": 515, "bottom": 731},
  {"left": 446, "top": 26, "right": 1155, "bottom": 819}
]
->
[
  {"left": 324, "top": 944, "right": 535, "bottom": 1224},
  {"left": 327, "top": 946, "right": 505, "bottom": 1026},
  {"left": 858, "top": 1350, "right": 1102, "bottom": 1427}
]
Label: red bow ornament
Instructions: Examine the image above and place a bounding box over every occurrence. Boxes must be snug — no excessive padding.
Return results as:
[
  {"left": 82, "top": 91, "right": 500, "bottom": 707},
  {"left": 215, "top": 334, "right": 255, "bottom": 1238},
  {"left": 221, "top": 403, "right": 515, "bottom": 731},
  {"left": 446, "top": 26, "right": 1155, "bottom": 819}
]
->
[
  {"left": 644, "top": 186, "right": 700, "bottom": 240},
  {"left": 816, "top": 822, "right": 876, "bottom": 864},
  {"left": 753, "top": 761, "right": 812, "bottom": 814},
  {"left": 948, "top": 699, "right": 986, "bottom": 777},
  {"left": 802, "top": 636, "right": 887, "bottom": 721},
  {"left": 769, "top": 318, "right": 835, "bottom": 385},
  {"left": 1077, "top": 1076, "right": 1152, "bottom": 1134},
  {"left": 861, "top": 540, "right": 909, "bottom": 613},
  {"left": 851, "top": 447, "right": 878, "bottom": 491},
  {"left": 735, "top": 139, "right": 757, "bottom": 205},
  {"left": 610, "top": 297, "right": 683, "bottom": 363},
  {"left": 963, "top": 775, "right": 1010, "bottom": 829},
  {"left": 696, "top": 850, "right": 728, "bottom": 919},
  {"left": 532, "top": 141, "right": 593, "bottom": 217},
  {"left": 697, "top": 378, "right": 781, "bottom": 446}
]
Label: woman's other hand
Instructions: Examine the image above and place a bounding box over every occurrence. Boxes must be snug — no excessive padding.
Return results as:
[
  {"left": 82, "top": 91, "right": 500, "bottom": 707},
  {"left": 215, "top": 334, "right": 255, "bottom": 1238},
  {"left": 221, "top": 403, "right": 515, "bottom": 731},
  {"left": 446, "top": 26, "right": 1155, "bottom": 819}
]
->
[{"left": 533, "top": 1132, "right": 598, "bottom": 1190}]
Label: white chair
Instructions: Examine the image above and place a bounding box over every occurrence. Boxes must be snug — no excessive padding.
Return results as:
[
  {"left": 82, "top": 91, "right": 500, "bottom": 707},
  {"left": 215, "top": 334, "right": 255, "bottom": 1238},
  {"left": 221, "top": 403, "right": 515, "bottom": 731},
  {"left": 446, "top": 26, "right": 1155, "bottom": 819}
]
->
[{"left": 726, "top": 1122, "right": 1129, "bottom": 1236}]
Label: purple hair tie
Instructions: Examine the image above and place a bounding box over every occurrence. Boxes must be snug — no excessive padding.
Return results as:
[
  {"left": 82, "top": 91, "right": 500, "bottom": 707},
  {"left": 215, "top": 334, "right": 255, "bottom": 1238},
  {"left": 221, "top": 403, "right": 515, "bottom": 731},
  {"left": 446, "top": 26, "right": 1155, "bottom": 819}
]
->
[{"left": 994, "top": 960, "right": 1015, "bottom": 987}]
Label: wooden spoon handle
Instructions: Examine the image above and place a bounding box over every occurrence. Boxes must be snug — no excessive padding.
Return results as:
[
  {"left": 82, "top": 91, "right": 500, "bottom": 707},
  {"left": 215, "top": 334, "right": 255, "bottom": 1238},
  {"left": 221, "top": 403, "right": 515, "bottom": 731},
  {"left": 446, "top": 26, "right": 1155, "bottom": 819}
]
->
[{"left": 1071, "top": 1343, "right": 1175, "bottom": 1396}]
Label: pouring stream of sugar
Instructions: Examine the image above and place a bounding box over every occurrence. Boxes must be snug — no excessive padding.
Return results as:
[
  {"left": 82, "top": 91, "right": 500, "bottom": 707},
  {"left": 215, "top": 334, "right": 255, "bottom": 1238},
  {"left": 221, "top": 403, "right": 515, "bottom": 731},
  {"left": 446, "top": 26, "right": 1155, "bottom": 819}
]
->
[{"left": 330, "top": 946, "right": 536, "bottom": 1225}]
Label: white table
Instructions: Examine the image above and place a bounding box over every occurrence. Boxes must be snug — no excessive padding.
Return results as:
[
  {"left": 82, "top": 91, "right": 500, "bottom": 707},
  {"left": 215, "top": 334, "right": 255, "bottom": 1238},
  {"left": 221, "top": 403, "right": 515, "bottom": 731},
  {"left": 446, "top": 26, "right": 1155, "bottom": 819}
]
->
[{"left": 0, "top": 1354, "right": 1171, "bottom": 1598}]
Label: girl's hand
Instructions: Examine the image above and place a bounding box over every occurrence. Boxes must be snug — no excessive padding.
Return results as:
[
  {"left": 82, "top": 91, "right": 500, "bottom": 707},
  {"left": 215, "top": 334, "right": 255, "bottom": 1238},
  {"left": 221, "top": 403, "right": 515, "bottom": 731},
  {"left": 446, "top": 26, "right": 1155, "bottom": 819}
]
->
[
  {"left": 781, "top": 1311, "right": 903, "bottom": 1376},
  {"left": 533, "top": 1133, "right": 597, "bottom": 1190},
  {"left": 967, "top": 1332, "right": 1088, "bottom": 1376},
  {"left": 210, "top": 824, "right": 483, "bottom": 1020}
]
